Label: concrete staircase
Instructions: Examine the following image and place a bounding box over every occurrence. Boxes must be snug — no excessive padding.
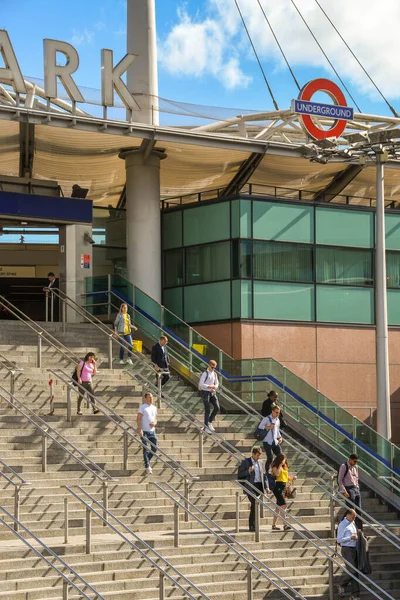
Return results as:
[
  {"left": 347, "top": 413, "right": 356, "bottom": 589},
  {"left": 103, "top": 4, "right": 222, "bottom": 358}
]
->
[{"left": 0, "top": 320, "right": 399, "bottom": 599}]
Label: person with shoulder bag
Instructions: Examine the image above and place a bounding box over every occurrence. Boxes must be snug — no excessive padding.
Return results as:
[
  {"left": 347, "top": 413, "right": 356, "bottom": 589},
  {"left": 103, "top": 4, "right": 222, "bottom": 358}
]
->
[
  {"left": 114, "top": 303, "right": 138, "bottom": 365},
  {"left": 271, "top": 453, "right": 297, "bottom": 531},
  {"left": 257, "top": 405, "right": 283, "bottom": 472},
  {"left": 75, "top": 352, "right": 100, "bottom": 416},
  {"left": 198, "top": 360, "right": 219, "bottom": 432}
]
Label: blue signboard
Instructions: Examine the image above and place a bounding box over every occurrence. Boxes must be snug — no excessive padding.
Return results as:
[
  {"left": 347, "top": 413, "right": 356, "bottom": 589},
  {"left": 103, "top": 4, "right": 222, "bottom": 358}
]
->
[
  {"left": 292, "top": 99, "right": 353, "bottom": 121},
  {"left": 0, "top": 191, "right": 93, "bottom": 223}
]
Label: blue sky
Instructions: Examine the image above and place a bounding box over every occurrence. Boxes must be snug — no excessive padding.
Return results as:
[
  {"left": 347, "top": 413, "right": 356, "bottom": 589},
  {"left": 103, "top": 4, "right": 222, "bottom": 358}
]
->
[{"left": 2, "top": 0, "right": 400, "bottom": 121}]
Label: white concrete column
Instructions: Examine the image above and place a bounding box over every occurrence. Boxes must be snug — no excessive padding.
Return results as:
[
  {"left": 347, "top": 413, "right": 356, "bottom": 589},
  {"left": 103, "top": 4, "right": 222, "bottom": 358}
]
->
[
  {"left": 59, "top": 224, "right": 93, "bottom": 322},
  {"left": 119, "top": 148, "right": 166, "bottom": 302},
  {"left": 127, "top": 0, "right": 159, "bottom": 125},
  {"left": 375, "top": 156, "right": 392, "bottom": 440}
]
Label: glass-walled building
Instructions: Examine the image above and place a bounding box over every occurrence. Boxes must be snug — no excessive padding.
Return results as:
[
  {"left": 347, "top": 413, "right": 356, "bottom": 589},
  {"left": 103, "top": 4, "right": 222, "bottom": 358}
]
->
[{"left": 162, "top": 196, "right": 400, "bottom": 326}]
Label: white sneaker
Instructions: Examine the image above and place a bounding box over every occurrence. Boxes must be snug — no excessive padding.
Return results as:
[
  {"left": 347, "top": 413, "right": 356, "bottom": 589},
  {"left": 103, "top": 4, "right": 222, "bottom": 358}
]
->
[
  {"left": 126, "top": 358, "right": 133, "bottom": 365},
  {"left": 207, "top": 423, "right": 215, "bottom": 432},
  {"left": 119, "top": 360, "right": 124, "bottom": 365},
  {"left": 145, "top": 466, "right": 153, "bottom": 475}
]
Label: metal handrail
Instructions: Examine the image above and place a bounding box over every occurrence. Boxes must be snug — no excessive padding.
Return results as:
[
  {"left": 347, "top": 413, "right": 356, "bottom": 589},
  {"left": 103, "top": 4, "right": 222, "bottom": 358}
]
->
[
  {"left": 65, "top": 485, "right": 211, "bottom": 600},
  {"left": 0, "top": 504, "right": 104, "bottom": 599},
  {"left": 237, "top": 480, "right": 395, "bottom": 600},
  {"left": 153, "top": 480, "right": 308, "bottom": 600},
  {"left": 0, "top": 351, "right": 23, "bottom": 371},
  {"left": 50, "top": 369, "right": 196, "bottom": 482},
  {"left": 0, "top": 458, "right": 30, "bottom": 487},
  {"left": 379, "top": 476, "right": 400, "bottom": 494},
  {"left": 0, "top": 383, "right": 113, "bottom": 482},
  {"left": 306, "top": 478, "right": 400, "bottom": 547}
]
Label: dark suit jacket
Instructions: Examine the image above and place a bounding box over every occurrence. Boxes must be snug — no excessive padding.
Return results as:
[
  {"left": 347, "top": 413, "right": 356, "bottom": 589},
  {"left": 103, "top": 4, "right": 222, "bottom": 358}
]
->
[
  {"left": 151, "top": 342, "right": 169, "bottom": 369},
  {"left": 238, "top": 456, "right": 267, "bottom": 495}
]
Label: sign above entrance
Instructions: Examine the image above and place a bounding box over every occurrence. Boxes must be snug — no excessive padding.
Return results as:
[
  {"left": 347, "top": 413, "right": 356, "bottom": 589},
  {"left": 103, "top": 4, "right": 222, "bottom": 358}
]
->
[
  {"left": 292, "top": 78, "right": 354, "bottom": 140},
  {"left": 0, "top": 266, "right": 35, "bottom": 278}
]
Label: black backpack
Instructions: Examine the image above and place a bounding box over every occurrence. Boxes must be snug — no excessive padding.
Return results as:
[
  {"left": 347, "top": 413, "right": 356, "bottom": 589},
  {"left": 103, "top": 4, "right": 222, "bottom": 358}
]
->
[
  {"left": 337, "top": 462, "right": 349, "bottom": 484},
  {"left": 71, "top": 361, "right": 82, "bottom": 386}
]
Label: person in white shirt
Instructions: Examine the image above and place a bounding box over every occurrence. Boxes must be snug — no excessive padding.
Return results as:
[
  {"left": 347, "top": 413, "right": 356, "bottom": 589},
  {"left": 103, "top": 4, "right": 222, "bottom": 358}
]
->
[
  {"left": 337, "top": 509, "right": 360, "bottom": 600},
  {"left": 137, "top": 392, "right": 158, "bottom": 475},
  {"left": 198, "top": 360, "right": 219, "bottom": 432},
  {"left": 258, "top": 405, "right": 283, "bottom": 472}
]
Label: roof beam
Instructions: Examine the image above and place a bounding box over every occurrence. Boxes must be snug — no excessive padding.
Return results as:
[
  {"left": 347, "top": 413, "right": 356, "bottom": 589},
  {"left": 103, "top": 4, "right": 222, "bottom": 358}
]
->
[
  {"left": 19, "top": 122, "right": 35, "bottom": 178},
  {"left": 313, "top": 164, "right": 364, "bottom": 203},
  {"left": 220, "top": 152, "right": 265, "bottom": 197}
]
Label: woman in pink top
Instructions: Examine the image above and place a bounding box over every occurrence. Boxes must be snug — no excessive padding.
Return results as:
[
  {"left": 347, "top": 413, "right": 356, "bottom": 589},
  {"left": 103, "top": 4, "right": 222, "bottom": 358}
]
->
[{"left": 76, "top": 352, "right": 100, "bottom": 415}]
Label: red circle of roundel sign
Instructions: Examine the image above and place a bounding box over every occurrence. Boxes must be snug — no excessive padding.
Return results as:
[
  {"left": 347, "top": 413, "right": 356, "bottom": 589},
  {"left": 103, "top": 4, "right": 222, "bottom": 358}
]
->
[{"left": 296, "top": 78, "right": 349, "bottom": 140}]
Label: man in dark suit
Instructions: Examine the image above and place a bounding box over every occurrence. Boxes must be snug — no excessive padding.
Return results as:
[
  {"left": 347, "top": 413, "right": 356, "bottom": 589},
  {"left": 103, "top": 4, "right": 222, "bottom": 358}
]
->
[
  {"left": 43, "top": 272, "right": 59, "bottom": 321},
  {"left": 151, "top": 335, "right": 170, "bottom": 387},
  {"left": 238, "top": 446, "right": 269, "bottom": 531}
]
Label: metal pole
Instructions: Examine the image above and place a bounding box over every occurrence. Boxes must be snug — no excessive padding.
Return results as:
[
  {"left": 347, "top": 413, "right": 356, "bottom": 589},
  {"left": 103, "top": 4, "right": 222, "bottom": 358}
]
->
[
  {"left": 157, "top": 372, "right": 162, "bottom": 409},
  {"left": 184, "top": 479, "right": 190, "bottom": 523},
  {"left": 48, "top": 378, "right": 54, "bottom": 416},
  {"left": 62, "top": 580, "right": 69, "bottom": 600},
  {"left": 66, "top": 386, "right": 72, "bottom": 423},
  {"left": 375, "top": 155, "right": 392, "bottom": 440},
  {"left": 108, "top": 335, "right": 113, "bottom": 369},
  {"left": 102, "top": 481, "right": 108, "bottom": 525},
  {"left": 329, "top": 491, "right": 335, "bottom": 538},
  {"left": 188, "top": 328, "right": 193, "bottom": 373},
  {"left": 50, "top": 290, "right": 54, "bottom": 322},
  {"left": 41, "top": 432, "right": 47, "bottom": 472},
  {"left": 14, "top": 484, "right": 20, "bottom": 532},
  {"left": 63, "top": 299, "right": 67, "bottom": 331},
  {"left": 10, "top": 371, "right": 15, "bottom": 398},
  {"left": 159, "top": 571, "right": 165, "bottom": 600},
  {"left": 85, "top": 505, "right": 92, "bottom": 554},
  {"left": 107, "top": 273, "right": 112, "bottom": 320},
  {"left": 173, "top": 503, "right": 179, "bottom": 547},
  {"left": 62, "top": 300, "right": 66, "bottom": 333},
  {"left": 64, "top": 497, "right": 69, "bottom": 543},
  {"left": 255, "top": 500, "right": 260, "bottom": 542},
  {"left": 45, "top": 291, "right": 49, "bottom": 322},
  {"left": 235, "top": 491, "right": 240, "bottom": 533},
  {"left": 37, "top": 333, "right": 42, "bottom": 368},
  {"left": 328, "top": 560, "right": 334, "bottom": 600},
  {"left": 123, "top": 430, "right": 129, "bottom": 470},
  {"left": 198, "top": 430, "right": 204, "bottom": 468},
  {"left": 246, "top": 564, "right": 253, "bottom": 600}
]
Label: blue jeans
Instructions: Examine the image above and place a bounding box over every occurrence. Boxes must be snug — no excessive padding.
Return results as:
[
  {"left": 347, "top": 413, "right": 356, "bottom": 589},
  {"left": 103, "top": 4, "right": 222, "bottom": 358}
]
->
[
  {"left": 263, "top": 442, "right": 282, "bottom": 472},
  {"left": 142, "top": 431, "right": 158, "bottom": 468},
  {"left": 119, "top": 334, "right": 132, "bottom": 360}
]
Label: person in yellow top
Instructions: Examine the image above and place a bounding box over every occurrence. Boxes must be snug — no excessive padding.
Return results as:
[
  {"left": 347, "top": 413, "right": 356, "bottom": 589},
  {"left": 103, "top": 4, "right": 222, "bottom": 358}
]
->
[
  {"left": 270, "top": 454, "right": 297, "bottom": 531},
  {"left": 114, "top": 303, "right": 137, "bottom": 365}
]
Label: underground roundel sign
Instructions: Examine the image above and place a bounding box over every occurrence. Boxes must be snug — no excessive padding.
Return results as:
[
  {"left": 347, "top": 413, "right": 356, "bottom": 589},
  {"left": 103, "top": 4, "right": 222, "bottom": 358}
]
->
[{"left": 292, "top": 78, "right": 354, "bottom": 140}]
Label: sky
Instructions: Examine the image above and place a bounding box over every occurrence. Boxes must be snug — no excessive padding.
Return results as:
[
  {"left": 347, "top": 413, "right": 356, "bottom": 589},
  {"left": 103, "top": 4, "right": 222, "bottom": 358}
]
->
[{"left": 2, "top": 0, "right": 400, "bottom": 123}]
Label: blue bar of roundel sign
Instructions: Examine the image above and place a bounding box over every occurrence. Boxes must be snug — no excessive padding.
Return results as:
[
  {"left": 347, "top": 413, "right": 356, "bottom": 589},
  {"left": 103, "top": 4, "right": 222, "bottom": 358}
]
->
[{"left": 293, "top": 99, "right": 353, "bottom": 120}]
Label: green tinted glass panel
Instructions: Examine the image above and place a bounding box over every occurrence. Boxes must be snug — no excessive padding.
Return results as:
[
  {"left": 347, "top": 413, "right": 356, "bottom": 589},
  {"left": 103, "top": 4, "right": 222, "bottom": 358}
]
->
[
  {"left": 185, "top": 242, "right": 230, "bottom": 284},
  {"left": 386, "top": 213, "right": 400, "bottom": 250},
  {"left": 316, "top": 207, "right": 373, "bottom": 247},
  {"left": 183, "top": 203, "right": 230, "bottom": 246},
  {"left": 163, "top": 287, "right": 183, "bottom": 319},
  {"left": 386, "top": 251, "right": 400, "bottom": 288},
  {"left": 162, "top": 211, "right": 182, "bottom": 249},
  {"left": 253, "top": 241, "right": 313, "bottom": 282},
  {"left": 316, "top": 285, "right": 374, "bottom": 323},
  {"left": 240, "top": 199, "right": 252, "bottom": 238},
  {"left": 388, "top": 289, "right": 400, "bottom": 325},
  {"left": 316, "top": 247, "right": 373, "bottom": 286},
  {"left": 184, "top": 281, "right": 231, "bottom": 322},
  {"left": 241, "top": 279, "right": 252, "bottom": 318},
  {"left": 253, "top": 201, "right": 313, "bottom": 243},
  {"left": 231, "top": 200, "right": 239, "bottom": 238},
  {"left": 232, "top": 279, "right": 240, "bottom": 319},
  {"left": 254, "top": 281, "right": 314, "bottom": 321},
  {"left": 164, "top": 249, "right": 183, "bottom": 287}
]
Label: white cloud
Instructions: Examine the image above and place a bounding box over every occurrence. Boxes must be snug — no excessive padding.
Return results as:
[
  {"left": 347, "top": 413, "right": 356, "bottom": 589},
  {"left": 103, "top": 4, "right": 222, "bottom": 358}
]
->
[
  {"left": 70, "top": 29, "right": 95, "bottom": 47},
  {"left": 160, "top": 0, "right": 400, "bottom": 103}
]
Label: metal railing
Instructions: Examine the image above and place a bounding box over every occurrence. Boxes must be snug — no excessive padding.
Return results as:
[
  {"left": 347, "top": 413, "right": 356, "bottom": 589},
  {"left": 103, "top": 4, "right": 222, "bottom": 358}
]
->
[
  {"left": 153, "top": 480, "right": 308, "bottom": 600},
  {"left": 65, "top": 485, "right": 211, "bottom": 600},
  {"left": 0, "top": 504, "right": 104, "bottom": 599},
  {"left": 0, "top": 383, "right": 113, "bottom": 482},
  {"left": 0, "top": 351, "right": 23, "bottom": 397},
  {"left": 0, "top": 458, "right": 30, "bottom": 532},
  {"left": 235, "top": 480, "right": 395, "bottom": 600}
]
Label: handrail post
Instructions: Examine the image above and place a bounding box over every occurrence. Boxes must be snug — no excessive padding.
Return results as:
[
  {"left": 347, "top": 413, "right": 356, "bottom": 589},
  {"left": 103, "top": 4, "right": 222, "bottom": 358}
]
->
[
  {"left": 37, "top": 333, "right": 42, "bottom": 368},
  {"left": 184, "top": 479, "right": 190, "bottom": 523},
  {"left": 41, "top": 431, "right": 47, "bottom": 472},
  {"left": 328, "top": 560, "right": 334, "bottom": 600},
  {"left": 10, "top": 370, "right": 15, "bottom": 400},
  {"left": 255, "top": 500, "right": 260, "bottom": 542},
  {"left": 260, "top": 496, "right": 264, "bottom": 519},
  {"left": 64, "top": 497, "right": 69, "bottom": 543},
  {"left": 198, "top": 430, "right": 204, "bottom": 468},
  {"left": 50, "top": 289, "right": 54, "bottom": 322},
  {"left": 246, "top": 564, "right": 253, "bottom": 600},
  {"left": 123, "top": 430, "right": 128, "bottom": 470},
  {"left": 235, "top": 491, "right": 240, "bottom": 533},
  {"left": 159, "top": 571, "right": 165, "bottom": 600},
  {"left": 352, "top": 417, "right": 357, "bottom": 453},
  {"left": 62, "top": 580, "right": 69, "bottom": 600},
  {"left": 66, "top": 386, "right": 72, "bottom": 423},
  {"left": 61, "top": 299, "right": 66, "bottom": 333},
  {"left": 45, "top": 290, "right": 49, "bottom": 322},
  {"left": 108, "top": 335, "right": 113, "bottom": 369},
  {"left": 14, "top": 484, "right": 20, "bottom": 532},
  {"left": 157, "top": 372, "right": 162, "bottom": 409},
  {"left": 48, "top": 378, "right": 54, "bottom": 416},
  {"left": 188, "top": 328, "right": 193, "bottom": 373},
  {"left": 173, "top": 503, "right": 179, "bottom": 547},
  {"left": 85, "top": 504, "right": 92, "bottom": 554},
  {"left": 107, "top": 274, "right": 112, "bottom": 320},
  {"left": 102, "top": 481, "right": 108, "bottom": 525},
  {"left": 329, "top": 474, "right": 336, "bottom": 538}
]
